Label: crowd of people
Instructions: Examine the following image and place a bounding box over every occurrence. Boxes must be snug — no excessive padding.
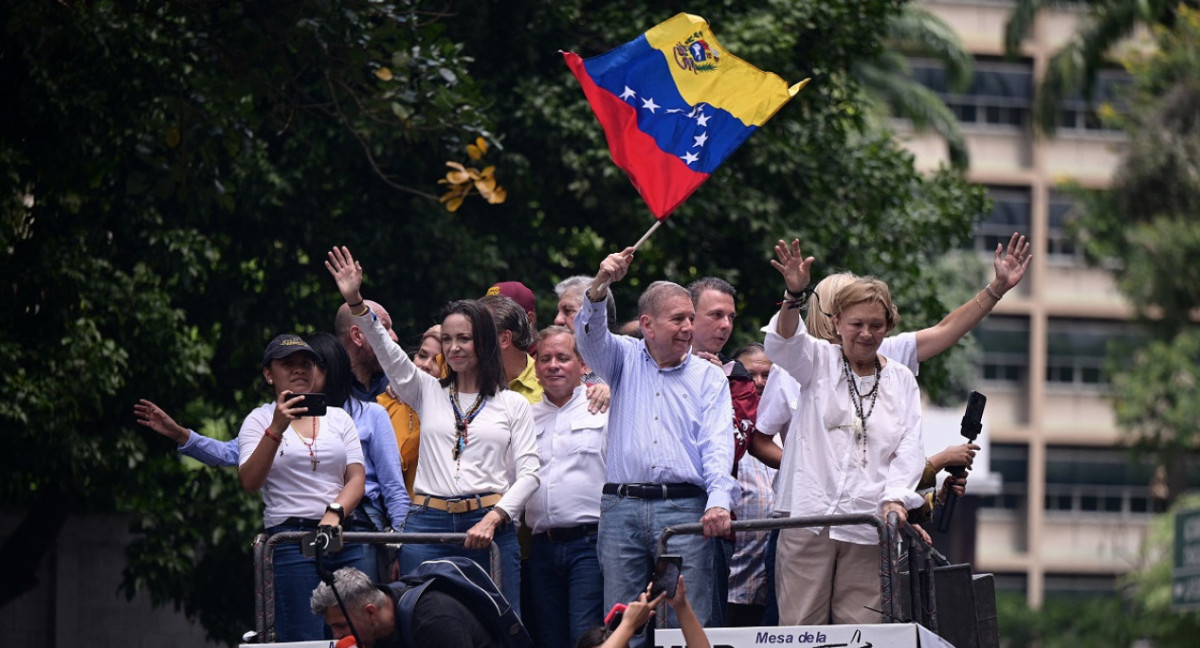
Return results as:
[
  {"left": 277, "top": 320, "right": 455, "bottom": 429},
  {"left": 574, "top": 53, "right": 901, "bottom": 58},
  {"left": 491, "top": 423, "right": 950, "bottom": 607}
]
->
[{"left": 134, "top": 233, "right": 1031, "bottom": 646}]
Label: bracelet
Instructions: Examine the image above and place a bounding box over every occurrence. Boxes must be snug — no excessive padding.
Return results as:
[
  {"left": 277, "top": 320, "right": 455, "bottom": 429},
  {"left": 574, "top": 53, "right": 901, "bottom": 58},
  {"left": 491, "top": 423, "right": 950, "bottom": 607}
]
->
[
  {"left": 984, "top": 285, "right": 1003, "bottom": 301},
  {"left": 777, "top": 288, "right": 811, "bottom": 311},
  {"left": 351, "top": 303, "right": 370, "bottom": 317},
  {"left": 263, "top": 428, "right": 282, "bottom": 443},
  {"left": 346, "top": 299, "right": 364, "bottom": 310},
  {"left": 973, "top": 294, "right": 990, "bottom": 313}
]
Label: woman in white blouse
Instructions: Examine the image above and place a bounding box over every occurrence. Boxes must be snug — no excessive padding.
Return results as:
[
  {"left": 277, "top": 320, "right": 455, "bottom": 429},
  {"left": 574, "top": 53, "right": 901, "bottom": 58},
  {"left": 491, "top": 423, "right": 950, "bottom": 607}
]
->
[
  {"left": 764, "top": 239, "right": 925, "bottom": 626},
  {"left": 325, "top": 245, "right": 538, "bottom": 615}
]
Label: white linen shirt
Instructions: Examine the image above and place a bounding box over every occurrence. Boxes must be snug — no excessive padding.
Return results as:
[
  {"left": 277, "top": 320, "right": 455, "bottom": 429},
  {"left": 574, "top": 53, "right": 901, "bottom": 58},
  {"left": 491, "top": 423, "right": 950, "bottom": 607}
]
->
[
  {"left": 762, "top": 315, "right": 925, "bottom": 545},
  {"left": 237, "top": 403, "right": 364, "bottom": 528},
  {"left": 356, "top": 310, "right": 540, "bottom": 521},
  {"left": 525, "top": 385, "right": 608, "bottom": 534}
]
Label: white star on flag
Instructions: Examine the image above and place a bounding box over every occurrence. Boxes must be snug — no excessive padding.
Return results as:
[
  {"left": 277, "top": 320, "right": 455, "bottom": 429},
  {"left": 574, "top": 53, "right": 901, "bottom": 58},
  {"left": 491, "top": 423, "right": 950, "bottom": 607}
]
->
[
  {"left": 666, "top": 108, "right": 683, "bottom": 114},
  {"left": 619, "top": 86, "right": 636, "bottom": 100},
  {"left": 696, "top": 113, "right": 711, "bottom": 127},
  {"left": 681, "top": 151, "right": 700, "bottom": 165},
  {"left": 641, "top": 97, "right": 660, "bottom": 113},
  {"left": 693, "top": 132, "right": 708, "bottom": 148}
]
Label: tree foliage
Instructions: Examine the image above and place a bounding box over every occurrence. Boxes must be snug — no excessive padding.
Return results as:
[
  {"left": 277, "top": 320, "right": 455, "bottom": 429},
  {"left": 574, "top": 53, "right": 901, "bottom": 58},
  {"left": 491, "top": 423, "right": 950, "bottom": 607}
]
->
[
  {"left": 1063, "top": 6, "right": 1200, "bottom": 493},
  {"left": 1004, "top": 0, "right": 1200, "bottom": 135},
  {"left": 0, "top": 0, "right": 986, "bottom": 641}
]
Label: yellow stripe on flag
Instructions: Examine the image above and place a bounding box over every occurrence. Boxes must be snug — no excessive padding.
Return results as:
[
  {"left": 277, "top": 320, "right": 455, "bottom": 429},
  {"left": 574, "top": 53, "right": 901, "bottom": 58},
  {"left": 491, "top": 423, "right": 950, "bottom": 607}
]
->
[{"left": 644, "top": 13, "right": 807, "bottom": 127}]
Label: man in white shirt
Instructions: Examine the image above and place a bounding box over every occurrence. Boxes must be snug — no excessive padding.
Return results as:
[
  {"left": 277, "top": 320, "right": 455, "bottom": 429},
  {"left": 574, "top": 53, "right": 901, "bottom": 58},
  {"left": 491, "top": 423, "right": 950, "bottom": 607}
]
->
[{"left": 525, "top": 326, "right": 608, "bottom": 648}]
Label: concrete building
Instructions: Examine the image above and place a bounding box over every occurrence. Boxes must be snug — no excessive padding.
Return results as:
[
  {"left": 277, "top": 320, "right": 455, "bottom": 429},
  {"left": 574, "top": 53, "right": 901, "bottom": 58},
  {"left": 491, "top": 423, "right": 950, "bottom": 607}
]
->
[{"left": 898, "top": 1, "right": 1161, "bottom": 608}]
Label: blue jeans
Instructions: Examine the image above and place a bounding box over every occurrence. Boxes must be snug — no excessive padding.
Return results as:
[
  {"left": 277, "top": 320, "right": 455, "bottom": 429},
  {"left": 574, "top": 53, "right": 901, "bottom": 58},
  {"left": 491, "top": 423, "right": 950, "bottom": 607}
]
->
[
  {"left": 710, "top": 535, "right": 734, "bottom": 627},
  {"left": 268, "top": 523, "right": 366, "bottom": 642},
  {"left": 399, "top": 504, "right": 522, "bottom": 618},
  {"left": 761, "top": 528, "right": 780, "bottom": 626},
  {"left": 597, "top": 493, "right": 714, "bottom": 635},
  {"left": 350, "top": 500, "right": 386, "bottom": 581},
  {"left": 528, "top": 532, "right": 604, "bottom": 648}
]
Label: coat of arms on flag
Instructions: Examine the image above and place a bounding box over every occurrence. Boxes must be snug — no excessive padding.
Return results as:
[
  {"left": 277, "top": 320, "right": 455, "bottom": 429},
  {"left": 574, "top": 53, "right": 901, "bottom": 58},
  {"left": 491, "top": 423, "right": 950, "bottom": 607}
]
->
[{"left": 564, "top": 13, "right": 809, "bottom": 221}]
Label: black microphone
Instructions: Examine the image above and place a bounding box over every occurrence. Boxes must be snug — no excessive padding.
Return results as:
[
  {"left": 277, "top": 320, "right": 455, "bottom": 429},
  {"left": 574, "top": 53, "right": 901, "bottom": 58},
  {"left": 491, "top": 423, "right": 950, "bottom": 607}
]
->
[{"left": 937, "top": 390, "right": 986, "bottom": 532}]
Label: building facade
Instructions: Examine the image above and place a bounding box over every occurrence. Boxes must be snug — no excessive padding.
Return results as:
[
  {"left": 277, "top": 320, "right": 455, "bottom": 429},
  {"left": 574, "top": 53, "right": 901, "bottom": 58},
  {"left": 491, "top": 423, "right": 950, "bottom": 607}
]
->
[{"left": 900, "top": 1, "right": 1158, "bottom": 607}]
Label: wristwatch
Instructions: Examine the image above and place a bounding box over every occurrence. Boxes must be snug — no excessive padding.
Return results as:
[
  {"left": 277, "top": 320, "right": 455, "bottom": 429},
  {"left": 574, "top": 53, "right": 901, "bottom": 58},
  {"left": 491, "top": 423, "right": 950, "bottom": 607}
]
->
[{"left": 325, "top": 502, "right": 345, "bottom": 523}]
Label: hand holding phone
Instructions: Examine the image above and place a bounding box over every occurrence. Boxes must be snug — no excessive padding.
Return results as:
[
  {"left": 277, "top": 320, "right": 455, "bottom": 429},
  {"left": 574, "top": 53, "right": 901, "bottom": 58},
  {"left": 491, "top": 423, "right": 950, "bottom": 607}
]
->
[{"left": 649, "top": 554, "right": 682, "bottom": 599}]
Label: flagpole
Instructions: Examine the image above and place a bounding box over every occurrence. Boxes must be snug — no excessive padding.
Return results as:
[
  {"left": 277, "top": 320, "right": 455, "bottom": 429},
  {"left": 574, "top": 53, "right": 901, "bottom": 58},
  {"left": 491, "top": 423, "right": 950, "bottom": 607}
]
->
[{"left": 630, "top": 220, "right": 662, "bottom": 251}]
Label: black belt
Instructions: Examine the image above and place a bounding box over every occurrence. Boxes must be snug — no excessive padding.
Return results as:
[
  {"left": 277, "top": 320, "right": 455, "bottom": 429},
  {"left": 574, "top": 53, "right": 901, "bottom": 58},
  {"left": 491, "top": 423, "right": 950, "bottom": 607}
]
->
[
  {"left": 534, "top": 523, "right": 599, "bottom": 543},
  {"left": 602, "top": 483, "right": 706, "bottom": 499},
  {"left": 280, "top": 517, "right": 321, "bottom": 529}
]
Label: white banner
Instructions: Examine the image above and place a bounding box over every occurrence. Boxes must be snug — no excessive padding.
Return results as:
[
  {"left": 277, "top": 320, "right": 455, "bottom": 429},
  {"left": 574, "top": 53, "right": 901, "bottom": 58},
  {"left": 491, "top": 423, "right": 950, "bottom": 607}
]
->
[{"left": 654, "top": 623, "right": 954, "bottom": 648}]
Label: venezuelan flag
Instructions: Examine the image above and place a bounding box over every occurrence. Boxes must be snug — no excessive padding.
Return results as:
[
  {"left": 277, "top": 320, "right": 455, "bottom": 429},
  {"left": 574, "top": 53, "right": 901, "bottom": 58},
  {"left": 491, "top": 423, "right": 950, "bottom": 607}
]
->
[{"left": 564, "top": 13, "right": 808, "bottom": 220}]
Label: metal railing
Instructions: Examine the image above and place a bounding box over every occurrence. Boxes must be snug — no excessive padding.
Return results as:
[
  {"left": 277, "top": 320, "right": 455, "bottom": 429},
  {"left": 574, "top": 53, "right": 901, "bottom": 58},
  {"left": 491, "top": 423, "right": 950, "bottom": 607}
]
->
[
  {"left": 656, "top": 512, "right": 950, "bottom": 628},
  {"left": 251, "top": 531, "right": 501, "bottom": 642}
]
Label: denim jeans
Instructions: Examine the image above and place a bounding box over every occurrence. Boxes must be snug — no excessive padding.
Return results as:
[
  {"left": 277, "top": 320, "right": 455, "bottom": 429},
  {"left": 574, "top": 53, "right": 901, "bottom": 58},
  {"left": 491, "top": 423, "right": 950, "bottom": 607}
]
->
[
  {"left": 399, "top": 503, "right": 522, "bottom": 618},
  {"left": 350, "top": 500, "right": 386, "bottom": 581},
  {"left": 710, "top": 535, "right": 734, "bottom": 627},
  {"left": 597, "top": 493, "right": 714, "bottom": 638},
  {"left": 268, "top": 523, "right": 367, "bottom": 642},
  {"left": 528, "top": 532, "right": 604, "bottom": 648}
]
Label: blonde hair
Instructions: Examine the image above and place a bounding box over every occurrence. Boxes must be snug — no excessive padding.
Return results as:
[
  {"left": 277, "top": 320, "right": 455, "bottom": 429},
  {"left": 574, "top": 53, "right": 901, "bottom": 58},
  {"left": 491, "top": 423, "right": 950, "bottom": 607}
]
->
[
  {"left": 805, "top": 273, "right": 857, "bottom": 343},
  {"left": 831, "top": 277, "right": 900, "bottom": 333}
]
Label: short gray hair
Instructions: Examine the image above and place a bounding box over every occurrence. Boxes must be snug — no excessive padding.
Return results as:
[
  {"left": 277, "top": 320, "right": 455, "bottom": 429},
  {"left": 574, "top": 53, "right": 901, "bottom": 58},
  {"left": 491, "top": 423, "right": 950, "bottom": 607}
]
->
[
  {"left": 637, "top": 281, "right": 690, "bottom": 317},
  {"left": 556, "top": 275, "right": 617, "bottom": 326},
  {"left": 310, "top": 567, "right": 387, "bottom": 616}
]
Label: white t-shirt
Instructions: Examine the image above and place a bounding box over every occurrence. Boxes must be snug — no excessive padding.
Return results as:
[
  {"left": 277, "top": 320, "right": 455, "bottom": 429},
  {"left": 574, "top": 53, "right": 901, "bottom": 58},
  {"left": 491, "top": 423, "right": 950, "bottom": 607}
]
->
[{"left": 238, "top": 403, "right": 364, "bottom": 528}]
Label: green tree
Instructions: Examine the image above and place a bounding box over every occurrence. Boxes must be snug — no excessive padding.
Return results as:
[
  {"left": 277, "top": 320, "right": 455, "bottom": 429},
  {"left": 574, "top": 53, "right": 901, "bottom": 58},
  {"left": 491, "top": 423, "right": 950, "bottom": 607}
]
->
[
  {"left": 1063, "top": 6, "right": 1200, "bottom": 499},
  {"left": 1005, "top": 0, "right": 1200, "bottom": 135},
  {"left": 1, "top": 0, "right": 988, "bottom": 641}
]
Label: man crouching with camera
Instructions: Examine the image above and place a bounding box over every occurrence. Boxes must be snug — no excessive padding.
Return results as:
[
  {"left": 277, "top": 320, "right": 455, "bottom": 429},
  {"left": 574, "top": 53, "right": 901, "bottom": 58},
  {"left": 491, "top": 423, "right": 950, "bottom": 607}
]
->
[{"left": 310, "top": 567, "right": 497, "bottom": 647}]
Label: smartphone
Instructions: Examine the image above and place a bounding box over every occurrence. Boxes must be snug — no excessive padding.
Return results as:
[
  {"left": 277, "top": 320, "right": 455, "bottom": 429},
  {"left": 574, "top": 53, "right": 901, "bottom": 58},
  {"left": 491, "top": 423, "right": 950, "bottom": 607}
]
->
[
  {"left": 649, "top": 554, "right": 682, "bottom": 599},
  {"left": 294, "top": 392, "right": 327, "bottom": 417}
]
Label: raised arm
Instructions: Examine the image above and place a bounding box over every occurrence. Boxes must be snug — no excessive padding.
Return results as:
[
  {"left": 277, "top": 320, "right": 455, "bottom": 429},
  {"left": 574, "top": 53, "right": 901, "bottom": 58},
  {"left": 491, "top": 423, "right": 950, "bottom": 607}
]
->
[
  {"left": 575, "top": 248, "right": 636, "bottom": 383},
  {"left": 914, "top": 232, "right": 1031, "bottom": 362},
  {"left": 768, "top": 239, "right": 815, "bottom": 340}
]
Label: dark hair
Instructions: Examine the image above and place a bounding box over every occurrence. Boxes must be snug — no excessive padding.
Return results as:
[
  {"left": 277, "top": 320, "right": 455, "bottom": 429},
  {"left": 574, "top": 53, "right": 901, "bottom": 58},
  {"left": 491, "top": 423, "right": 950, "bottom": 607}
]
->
[
  {"left": 437, "top": 300, "right": 506, "bottom": 397},
  {"left": 686, "top": 276, "right": 737, "bottom": 306},
  {"left": 306, "top": 331, "right": 355, "bottom": 413},
  {"left": 574, "top": 626, "right": 608, "bottom": 648},
  {"left": 733, "top": 342, "right": 765, "bottom": 362},
  {"left": 479, "top": 294, "right": 534, "bottom": 351}
]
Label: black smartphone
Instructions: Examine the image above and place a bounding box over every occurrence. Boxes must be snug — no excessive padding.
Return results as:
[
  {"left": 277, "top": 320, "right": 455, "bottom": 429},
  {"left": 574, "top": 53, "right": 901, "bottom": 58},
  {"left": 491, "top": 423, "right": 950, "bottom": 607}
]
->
[
  {"left": 294, "top": 392, "right": 327, "bottom": 417},
  {"left": 649, "top": 554, "right": 682, "bottom": 599}
]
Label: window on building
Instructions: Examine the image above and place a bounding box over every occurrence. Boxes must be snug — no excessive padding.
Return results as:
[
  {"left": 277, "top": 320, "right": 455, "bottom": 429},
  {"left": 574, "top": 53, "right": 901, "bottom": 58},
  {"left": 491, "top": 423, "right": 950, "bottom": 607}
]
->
[
  {"left": 980, "top": 442, "right": 1028, "bottom": 510},
  {"left": 910, "top": 57, "right": 1033, "bottom": 130},
  {"left": 970, "top": 186, "right": 1033, "bottom": 254},
  {"left": 975, "top": 316, "right": 1029, "bottom": 384},
  {"left": 1043, "top": 446, "right": 1167, "bottom": 516},
  {"left": 1047, "top": 190, "right": 1080, "bottom": 262},
  {"left": 1045, "top": 319, "right": 1144, "bottom": 390},
  {"left": 1044, "top": 574, "right": 1119, "bottom": 598},
  {"left": 1057, "top": 69, "right": 1129, "bottom": 135}
]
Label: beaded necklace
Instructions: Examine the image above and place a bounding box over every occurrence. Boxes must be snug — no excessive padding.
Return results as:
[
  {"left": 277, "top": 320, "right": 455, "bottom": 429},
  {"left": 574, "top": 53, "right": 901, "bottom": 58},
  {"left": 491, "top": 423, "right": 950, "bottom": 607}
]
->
[
  {"left": 293, "top": 417, "right": 321, "bottom": 471},
  {"left": 842, "top": 354, "right": 881, "bottom": 467},
  {"left": 449, "top": 382, "right": 487, "bottom": 465}
]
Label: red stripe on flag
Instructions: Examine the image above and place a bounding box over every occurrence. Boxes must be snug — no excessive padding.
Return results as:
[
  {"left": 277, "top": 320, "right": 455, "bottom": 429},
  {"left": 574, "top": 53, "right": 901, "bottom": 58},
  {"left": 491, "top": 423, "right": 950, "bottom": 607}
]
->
[{"left": 564, "top": 52, "right": 709, "bottom": 221}]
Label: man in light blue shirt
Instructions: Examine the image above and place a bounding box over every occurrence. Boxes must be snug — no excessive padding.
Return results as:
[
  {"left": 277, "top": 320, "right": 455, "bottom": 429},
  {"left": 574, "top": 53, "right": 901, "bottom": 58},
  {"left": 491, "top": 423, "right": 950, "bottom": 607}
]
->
[{"left": 574, "top": 247, "right": 738, "bottom": 632}]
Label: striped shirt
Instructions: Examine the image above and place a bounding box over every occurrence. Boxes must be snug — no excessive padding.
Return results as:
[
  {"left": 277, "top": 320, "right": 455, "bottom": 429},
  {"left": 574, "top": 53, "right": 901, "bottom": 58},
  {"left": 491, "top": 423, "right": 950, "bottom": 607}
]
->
[{"left": 575, "top": 296, "right": 738, "bottom": 511}]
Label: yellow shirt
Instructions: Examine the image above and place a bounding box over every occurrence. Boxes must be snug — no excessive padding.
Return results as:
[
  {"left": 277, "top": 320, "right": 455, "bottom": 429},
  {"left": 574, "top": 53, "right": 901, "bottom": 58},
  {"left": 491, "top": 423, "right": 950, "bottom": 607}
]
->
[
  {"left": 509, "top": 355, "right": 543, "bottom": 404},
  {"left": 379, "top": 392, "right": 420, "bottom": 497}
]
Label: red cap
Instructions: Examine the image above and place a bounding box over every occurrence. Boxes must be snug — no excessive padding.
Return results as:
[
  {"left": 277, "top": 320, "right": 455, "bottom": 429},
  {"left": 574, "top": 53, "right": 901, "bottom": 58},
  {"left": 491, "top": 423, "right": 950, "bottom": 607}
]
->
[
  {"left": 335, "top": 636, "right": 357, "bottom": 648},
  {"left": 485, "top": 281, "right": 536, "bottom": 315}
]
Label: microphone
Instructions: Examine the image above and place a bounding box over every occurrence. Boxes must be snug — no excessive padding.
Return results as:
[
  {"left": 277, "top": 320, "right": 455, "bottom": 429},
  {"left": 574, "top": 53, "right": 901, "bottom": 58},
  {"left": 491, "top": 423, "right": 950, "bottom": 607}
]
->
[{"left": 937, "top": 390, "right": 986, "bottom": 532}]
